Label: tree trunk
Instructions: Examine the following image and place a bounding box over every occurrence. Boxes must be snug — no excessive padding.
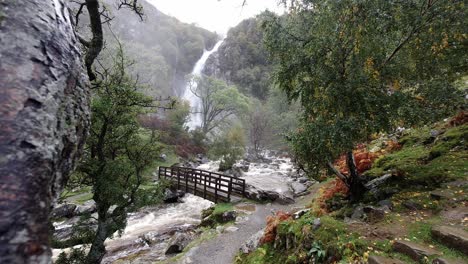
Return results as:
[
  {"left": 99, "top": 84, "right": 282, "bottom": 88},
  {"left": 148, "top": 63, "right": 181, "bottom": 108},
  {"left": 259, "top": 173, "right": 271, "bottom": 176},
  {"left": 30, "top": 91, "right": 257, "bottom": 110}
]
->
[
  {"left": 0, "top": 1, "right": 90, "bottom": 263},
  {"left": 346, "top": 151, "right": 366, "bottom": 202},
  {"left": 86, "top": 220, "right": 108, "bottom": 264}
]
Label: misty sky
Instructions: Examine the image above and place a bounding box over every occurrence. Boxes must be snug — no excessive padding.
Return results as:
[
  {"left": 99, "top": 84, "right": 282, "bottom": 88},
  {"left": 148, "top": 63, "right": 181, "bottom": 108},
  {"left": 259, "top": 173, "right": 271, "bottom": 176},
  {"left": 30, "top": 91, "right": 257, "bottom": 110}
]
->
[{"left": 146, "top": 0, "right": 284, "bottom": 34}]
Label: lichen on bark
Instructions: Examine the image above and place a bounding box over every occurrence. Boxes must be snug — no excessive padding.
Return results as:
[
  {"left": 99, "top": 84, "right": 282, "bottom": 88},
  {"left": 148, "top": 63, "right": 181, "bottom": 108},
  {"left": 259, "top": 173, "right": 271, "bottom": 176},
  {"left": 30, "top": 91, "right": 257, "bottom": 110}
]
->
[{"left": 0, "top": 0, "right": 90, "bottom": 263}]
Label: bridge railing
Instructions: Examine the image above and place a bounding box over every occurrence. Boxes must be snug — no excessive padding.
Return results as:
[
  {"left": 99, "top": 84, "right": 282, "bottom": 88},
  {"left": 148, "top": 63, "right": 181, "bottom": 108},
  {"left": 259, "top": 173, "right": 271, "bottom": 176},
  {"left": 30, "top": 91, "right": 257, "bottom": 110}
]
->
[{"left": 158, "top": 166, "right": 246, "bottom": 203}]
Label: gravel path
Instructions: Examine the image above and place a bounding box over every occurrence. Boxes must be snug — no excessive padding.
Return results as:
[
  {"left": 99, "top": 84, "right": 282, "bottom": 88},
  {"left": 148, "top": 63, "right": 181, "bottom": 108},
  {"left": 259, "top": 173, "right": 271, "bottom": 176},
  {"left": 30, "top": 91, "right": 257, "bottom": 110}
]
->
[{"left": 176, "top": 190, "right": 318, "bottom": 264}]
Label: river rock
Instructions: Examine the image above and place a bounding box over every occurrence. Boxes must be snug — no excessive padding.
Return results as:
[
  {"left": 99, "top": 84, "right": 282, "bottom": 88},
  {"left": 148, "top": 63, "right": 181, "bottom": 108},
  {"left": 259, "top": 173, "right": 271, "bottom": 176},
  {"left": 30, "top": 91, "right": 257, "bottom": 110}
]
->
[
  {"left": 431, "top": 225, "right": 468, "bottom": 255},
  {"left": 221, "top": 211, "right": 237, "bottom": 222},
  {"left": 165, "top": 233, "right": 192, "bottom": 254},
  {"left": 163, "top": 189, "right": 185, "bottom": 203},
  {"left": 393, "top": 240, "right": 441, "bottom": 261},
  {"left": 52, "top": 203, "right": 77, "bottom": 219},
  {"left": 240, "top": 229, "right": 265, "bottom": 254},
  {"left": 291, "top": 182, "right": 308, "bottom": 195},
  {"left": 277, "top": 192, "right": 295, "bottom": 205},
  {"left": 74, "top": 200, "right": 96, "bottom": 215},
  {"left": 297, "top": 177, "right": 308, "bottom": 183}
]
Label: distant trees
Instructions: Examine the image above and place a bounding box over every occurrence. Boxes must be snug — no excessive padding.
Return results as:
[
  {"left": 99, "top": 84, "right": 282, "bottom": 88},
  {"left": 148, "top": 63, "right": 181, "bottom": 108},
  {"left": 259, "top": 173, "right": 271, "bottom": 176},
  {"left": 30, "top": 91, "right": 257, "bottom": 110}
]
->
[
  {"left": 262, "top": 0, "right": 466, "bottom": 200},
  {"left": 247, "top": 102, "right": 272, "bottom": 155},
  {"left": 209, "top": 124, "right": 246, "bottom": 171},
  {"left": 188, "top": 75, "right": 250, "bottom": 134}
]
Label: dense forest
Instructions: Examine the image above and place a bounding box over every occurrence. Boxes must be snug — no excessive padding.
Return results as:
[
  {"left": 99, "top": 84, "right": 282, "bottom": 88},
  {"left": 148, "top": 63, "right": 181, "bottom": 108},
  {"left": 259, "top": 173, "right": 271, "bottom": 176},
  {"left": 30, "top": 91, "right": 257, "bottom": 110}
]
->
[{"left": 0, "top": 0, "right": 466, "bottom": 264}]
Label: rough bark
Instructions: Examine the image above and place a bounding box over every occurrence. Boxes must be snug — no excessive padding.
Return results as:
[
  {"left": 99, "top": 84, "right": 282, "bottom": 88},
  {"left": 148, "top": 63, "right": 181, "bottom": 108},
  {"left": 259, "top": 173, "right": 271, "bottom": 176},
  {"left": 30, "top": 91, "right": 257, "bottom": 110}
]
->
[
  {"left": 346, "top": 151, "right": 366, "bottom": 202},
  {"left": 86, "top": 219, "right": 108, "bottom": 264},
  {"left": 0, "top": 1, "right": 90, "bottom": 263}
]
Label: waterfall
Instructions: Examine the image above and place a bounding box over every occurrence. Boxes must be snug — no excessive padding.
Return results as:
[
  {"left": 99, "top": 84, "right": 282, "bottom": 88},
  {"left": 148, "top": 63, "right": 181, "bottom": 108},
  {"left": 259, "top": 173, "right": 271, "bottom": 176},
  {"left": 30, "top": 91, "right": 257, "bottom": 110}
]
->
[{"left": 182, "top": 39, "right": 224, "bottom": 130}]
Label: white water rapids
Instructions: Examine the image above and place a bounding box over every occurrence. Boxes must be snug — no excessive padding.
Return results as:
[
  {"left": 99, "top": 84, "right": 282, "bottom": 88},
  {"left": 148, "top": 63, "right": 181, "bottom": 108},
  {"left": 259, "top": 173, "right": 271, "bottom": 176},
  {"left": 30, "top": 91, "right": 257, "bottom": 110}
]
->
[
  {"left": 52, "top": 154, "right": 304, "bottom": 263},
  {"left": 182, "top": 39, "right": 224, "bottom": 130}
]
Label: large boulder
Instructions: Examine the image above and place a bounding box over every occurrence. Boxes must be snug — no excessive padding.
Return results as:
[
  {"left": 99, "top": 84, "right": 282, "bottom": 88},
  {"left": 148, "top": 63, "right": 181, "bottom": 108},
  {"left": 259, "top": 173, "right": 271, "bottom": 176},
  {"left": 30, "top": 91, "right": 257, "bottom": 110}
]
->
[
  {"left": 51, "top": 203, "right": 77, "bottom": 219},
  {"left": 290, "top": 182, "right": 308, "bottom": 196},
  {"left": 74, "top": 200, "right": 97, "bottom": 215},
  {"left": 0, "top": 1, "right": 90, "bottom": 262},
  {"left": 165, "top": 233, "right": 193, "bottom": 254},
  {"left": 163, "top": 189, "right": 185, "bottom": 203}
]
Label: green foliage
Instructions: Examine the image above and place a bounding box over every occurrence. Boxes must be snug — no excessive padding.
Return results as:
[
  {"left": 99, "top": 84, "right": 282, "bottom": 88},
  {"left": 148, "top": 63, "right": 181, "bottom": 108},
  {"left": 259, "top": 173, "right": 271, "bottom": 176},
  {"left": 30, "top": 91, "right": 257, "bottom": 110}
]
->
[
  {"left": 238, "top": 215, "right": 369, "bottom": 264},
  {"left": 189, "top": 75, "right": 250, "bottom": 134},
  {"left": 206, "top": 17, "right": 272, "bottom": 100},
  {"left": 209, "top": 124, "right": 246, "bottom": 170},
  {"left": 55, "top": 248, "right": 87, "bottom": 264},
  {"left": 261, "top": 0, "right": 466, "bottom": 179},
  {"left": 71, "top": 46, "right": 165, "bottom": 262}
]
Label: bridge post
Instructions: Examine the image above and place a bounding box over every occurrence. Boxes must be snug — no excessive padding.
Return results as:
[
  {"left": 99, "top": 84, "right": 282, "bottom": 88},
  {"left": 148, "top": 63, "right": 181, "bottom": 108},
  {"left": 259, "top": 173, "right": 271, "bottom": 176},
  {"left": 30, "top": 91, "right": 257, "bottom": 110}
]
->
[
  {"left": 228, "top": 177, "right": 232, "bottom": 201},
  {"left": 214, "top": 178, "right": 218, "bottom": 203},
  {"left": 177, "top": 168, "right": 180, "bottom": 189},
  {"left": 185, "top": 168, "right": 189, "bottom": 193},
  {"left": 203, "top": 174, "right": 207, "bottom": 199},
  {"left": 193, "top": 172, "right": 197, "bottom": 196}
]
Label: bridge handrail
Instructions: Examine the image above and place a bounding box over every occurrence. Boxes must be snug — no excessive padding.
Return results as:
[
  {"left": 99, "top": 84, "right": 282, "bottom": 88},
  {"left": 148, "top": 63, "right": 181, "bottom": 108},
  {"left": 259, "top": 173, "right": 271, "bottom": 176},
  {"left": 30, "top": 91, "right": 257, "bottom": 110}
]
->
[{"left": 158, "top": 166, "right": 246, "bottom": 202}]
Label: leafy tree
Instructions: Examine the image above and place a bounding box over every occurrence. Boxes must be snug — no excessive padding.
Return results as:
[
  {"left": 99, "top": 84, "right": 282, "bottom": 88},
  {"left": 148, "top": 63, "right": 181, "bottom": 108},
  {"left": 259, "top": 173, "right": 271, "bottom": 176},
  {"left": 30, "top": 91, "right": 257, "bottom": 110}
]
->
[
  {"left": 74, "top": 47, "right": 164, "bottom": 263},
  {"left": 247, "top": 100, "right": 272, "bottom": 154},
  {"left": 262, "top": 0, "right": 466, "bottom": 200},
  {"left": 210, "top": 124, "right": 246, "bottom": 171},
  {"left": 188, "top": 75, "right": 250, "bottom": 134}
]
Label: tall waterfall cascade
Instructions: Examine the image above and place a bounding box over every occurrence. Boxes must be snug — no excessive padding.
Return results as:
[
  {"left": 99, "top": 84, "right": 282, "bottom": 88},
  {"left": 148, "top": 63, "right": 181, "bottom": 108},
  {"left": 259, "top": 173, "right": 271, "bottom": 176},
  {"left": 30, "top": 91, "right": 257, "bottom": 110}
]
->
[{"left": 182, "top": 39, "right": 224, "bottom": 130}]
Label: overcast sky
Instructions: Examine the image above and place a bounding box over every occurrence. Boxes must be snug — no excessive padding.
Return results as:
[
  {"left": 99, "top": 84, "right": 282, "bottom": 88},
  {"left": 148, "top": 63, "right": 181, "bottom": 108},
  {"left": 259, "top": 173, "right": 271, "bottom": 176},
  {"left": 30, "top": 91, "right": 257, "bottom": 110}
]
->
[{"left": 146, "top": 0, "right": 284, "bottom": 34}]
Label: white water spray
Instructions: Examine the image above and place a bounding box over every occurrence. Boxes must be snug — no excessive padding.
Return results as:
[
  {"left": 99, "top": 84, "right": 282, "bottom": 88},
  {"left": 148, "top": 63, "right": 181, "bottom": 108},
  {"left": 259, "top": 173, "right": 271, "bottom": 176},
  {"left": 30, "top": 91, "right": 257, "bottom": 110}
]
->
[{"left": 182, "top": 39, "right": 224, "bottom": 130}]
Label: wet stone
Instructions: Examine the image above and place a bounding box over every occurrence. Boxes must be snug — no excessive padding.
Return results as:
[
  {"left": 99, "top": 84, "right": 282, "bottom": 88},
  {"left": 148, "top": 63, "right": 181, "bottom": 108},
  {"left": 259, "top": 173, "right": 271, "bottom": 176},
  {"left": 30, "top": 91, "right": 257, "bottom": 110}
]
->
[
  {"left": 431, "top": 225, "right": 468, "bottom": 255},
  {"left": 393, "top": 240, "right": 441, "bottom": 261}
]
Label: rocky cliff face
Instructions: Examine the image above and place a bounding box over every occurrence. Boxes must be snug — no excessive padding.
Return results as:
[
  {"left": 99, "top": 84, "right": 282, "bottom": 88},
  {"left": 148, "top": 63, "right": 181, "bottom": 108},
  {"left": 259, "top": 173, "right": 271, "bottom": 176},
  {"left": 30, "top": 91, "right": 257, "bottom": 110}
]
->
[{"left": 0, "top": 1, "right": 90, "bottom": 263}]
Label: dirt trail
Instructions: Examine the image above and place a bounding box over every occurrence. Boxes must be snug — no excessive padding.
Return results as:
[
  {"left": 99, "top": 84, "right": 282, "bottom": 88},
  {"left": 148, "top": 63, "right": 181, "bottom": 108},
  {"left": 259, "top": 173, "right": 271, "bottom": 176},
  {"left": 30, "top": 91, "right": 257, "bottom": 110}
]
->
[{"left": 176, "top": 189, "right": 318, "bottom": 264}]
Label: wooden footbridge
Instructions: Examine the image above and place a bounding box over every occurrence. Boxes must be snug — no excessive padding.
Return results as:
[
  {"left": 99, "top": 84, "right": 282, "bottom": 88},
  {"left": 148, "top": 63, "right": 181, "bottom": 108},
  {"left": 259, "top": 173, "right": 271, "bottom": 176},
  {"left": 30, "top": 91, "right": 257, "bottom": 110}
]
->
[{"left": 158, "top": 166, "right": 246, "bottom": 203}]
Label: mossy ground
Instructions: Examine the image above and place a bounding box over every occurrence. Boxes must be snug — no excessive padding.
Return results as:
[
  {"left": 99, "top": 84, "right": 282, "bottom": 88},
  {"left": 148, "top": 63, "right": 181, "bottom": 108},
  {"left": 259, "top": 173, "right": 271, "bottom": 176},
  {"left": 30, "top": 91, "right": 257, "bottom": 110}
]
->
[{"left": 238, "top": 121, "right": 467, "bottom": 264}]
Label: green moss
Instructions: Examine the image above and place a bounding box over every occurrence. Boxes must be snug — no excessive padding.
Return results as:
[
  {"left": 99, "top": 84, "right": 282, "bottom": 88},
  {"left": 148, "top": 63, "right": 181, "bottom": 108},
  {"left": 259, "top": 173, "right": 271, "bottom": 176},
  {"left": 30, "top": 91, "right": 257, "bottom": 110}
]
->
[
  {"left": 429, "top": 125, "right": 468, "bottom": 159},
  {"left": 365, "top": 124, "right": 467, "bottom": 188}
]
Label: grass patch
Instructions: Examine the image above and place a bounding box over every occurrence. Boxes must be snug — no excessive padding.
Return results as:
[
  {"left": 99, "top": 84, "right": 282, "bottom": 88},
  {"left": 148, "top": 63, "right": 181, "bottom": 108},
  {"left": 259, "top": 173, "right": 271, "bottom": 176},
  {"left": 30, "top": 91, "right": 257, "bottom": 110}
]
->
[{"left": 212, "top": 203, "right": 234, "bottom": 215}]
